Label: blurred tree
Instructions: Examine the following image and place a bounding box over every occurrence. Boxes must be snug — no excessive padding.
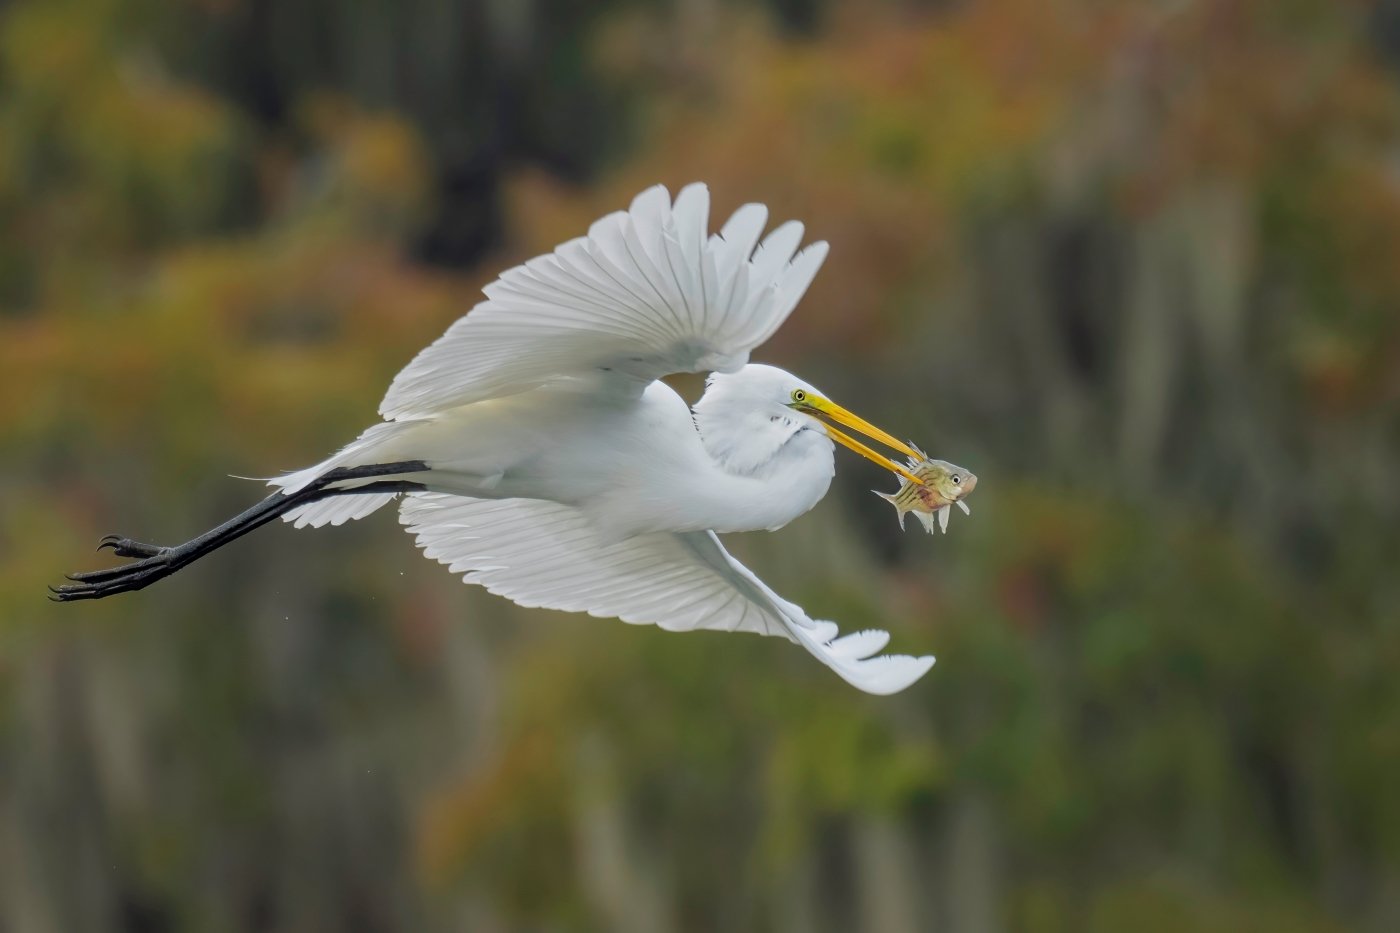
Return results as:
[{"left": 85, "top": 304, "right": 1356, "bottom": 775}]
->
[{"left": 2, "top": 0, "right": 1399, "bottom": 931}]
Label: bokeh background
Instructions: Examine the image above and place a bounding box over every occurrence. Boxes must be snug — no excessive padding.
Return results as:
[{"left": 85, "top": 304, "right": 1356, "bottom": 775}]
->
[{"left": 3, "top": 0, "right": 1400, "bottom": 930}]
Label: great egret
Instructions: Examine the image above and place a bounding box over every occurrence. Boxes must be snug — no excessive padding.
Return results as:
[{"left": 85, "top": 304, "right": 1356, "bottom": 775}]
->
[{"left": 56, "top": 183, "right": 962, "bottom": 694}]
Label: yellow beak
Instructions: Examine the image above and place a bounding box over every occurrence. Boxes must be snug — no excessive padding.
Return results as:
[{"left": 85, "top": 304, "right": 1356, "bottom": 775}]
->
[{"left": 796, "top": 395, "right": 924, "bottom": 485}]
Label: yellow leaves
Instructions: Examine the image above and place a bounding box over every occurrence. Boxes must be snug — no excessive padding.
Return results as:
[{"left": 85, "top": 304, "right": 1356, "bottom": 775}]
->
[
  {"left": 562, "top": 2, "right": 1100, "bottom": 355},
  {"left": 0, "top": 226, "right": 469, "bottom": 486},
  {"left": 0, "top": 5, "right": 454, "bottom": 464},
  {"left": 294, "top": 95, "right": 433, "bottom": 237},
  {"left": 792, "top": 2, "right": 1073, "bottom": 193},
  {"left": 75, "top": 61, "right": 236, "bottom": 196},
  {"left": 1, "top": 0, "right": 109, "bottom": 101},
  {"left": 2, "top": 0, "right": 244, "bottom": 245}
]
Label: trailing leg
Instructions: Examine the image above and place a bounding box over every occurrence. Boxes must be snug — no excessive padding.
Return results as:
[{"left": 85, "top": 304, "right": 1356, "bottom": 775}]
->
[{"left": 51, "top": 461, "right": 429, "bottom": 602}]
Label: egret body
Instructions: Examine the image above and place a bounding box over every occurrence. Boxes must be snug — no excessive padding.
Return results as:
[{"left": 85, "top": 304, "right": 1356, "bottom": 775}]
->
[{"left": 58, "top": 184, "right": 941, "bottom": 694}]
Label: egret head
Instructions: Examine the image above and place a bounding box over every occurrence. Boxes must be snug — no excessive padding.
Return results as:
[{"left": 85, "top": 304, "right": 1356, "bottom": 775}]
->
[{"left": 695, "top": 364, "right": 922, "bottom": 483}]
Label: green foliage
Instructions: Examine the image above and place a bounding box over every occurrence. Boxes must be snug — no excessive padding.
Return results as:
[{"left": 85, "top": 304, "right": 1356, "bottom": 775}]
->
[{"left": 3, "top": 0, "right": 1400, "bottom": 930}]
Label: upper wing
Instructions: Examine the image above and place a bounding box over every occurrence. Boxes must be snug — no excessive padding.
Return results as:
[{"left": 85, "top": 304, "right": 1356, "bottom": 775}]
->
[
  {"left": 379, "top": 183, "right": 829, "bottom": 419},
  {"left": 400, "top": 493, "right": 934, "bottom": 695}
]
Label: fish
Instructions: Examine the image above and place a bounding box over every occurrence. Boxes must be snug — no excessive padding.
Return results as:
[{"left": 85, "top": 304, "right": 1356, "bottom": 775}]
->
[{"left": 873, "top": 445, "right": 978, "bottom": 535}]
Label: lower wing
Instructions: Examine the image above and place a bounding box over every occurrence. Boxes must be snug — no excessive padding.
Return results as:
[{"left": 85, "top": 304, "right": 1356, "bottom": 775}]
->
[{"left": 399, "top": 493, "right": 934, "bottom": 695}]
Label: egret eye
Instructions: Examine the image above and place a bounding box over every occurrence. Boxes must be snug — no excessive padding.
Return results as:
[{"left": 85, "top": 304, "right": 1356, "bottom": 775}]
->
[
  {"left": 791, "top": 389, "right": 807, "bottom": 403},
  {"left": 951, "top": 475, "right": 961, "bottom": 485}
]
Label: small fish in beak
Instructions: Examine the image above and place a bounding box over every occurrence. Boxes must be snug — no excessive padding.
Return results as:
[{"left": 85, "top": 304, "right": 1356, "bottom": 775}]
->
[{"left": 873, "top": 445, "right": 977, "bottom": 535}]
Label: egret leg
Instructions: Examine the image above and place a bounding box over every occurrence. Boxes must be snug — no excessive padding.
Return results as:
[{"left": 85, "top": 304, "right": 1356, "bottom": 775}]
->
[{"left": 50, "top": 460, "right": 429, "bottom": 602}]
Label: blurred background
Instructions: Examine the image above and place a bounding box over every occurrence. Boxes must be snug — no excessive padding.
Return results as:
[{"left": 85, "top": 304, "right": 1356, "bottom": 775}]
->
[{"left": 3, "top": 0, "right": 1400, "bottom": 930}]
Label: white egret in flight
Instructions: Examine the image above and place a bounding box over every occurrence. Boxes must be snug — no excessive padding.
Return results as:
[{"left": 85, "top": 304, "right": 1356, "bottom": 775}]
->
[{"left": 56, "top": 184, "right": 946, "bottom": 694}]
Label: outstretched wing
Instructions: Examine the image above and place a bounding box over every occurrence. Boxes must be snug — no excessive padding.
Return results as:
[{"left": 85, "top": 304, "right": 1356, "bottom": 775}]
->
[
  {"left": 379, "top": 183, "right": 829, "bottom": 419},
  {"left": 400, "top": 494, "right": 934, "bottom": 695}
]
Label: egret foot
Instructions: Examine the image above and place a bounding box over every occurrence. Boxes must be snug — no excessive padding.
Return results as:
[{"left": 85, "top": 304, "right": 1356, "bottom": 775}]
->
[{"left": 53, "top": 552, "right": 180, "bottom": 601}]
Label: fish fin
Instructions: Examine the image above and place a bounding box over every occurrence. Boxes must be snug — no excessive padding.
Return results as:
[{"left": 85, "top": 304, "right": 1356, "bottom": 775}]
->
[
  {"left": 915, "top": 510, "right": 936, "bottom": 534},
  {"left": 957, "top": 500, "right": 971, "bottom": 516},
  {"left": 937, "top": 505, "right": 950, "bottom": 534}
]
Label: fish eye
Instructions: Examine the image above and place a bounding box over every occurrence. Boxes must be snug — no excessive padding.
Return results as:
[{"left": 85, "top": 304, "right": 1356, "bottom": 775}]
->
[
  {"left": 791, "top": 389, "right": 807, "bottom": 403},
  {"left": 951, "top": 474, "right": 961, "bottom": 485}
]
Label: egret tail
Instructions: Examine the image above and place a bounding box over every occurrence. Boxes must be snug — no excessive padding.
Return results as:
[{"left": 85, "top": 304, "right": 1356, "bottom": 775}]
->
[{"left": 267, "top": 420, "right": 433, "bottom": 528}]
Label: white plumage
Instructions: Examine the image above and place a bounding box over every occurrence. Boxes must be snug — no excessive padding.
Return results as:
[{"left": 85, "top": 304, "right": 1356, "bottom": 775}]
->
[{"left": 273, "top": 183, "right": 935, "bottom": 695}]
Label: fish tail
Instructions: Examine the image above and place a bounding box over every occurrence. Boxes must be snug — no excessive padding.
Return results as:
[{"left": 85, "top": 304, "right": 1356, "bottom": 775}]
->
[{"left": 873, "top": 490, "right": 908, "bottom": 531}]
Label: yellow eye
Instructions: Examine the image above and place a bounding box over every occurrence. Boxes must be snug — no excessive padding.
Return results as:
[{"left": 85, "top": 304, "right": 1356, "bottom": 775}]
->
[{"left": 791, "top": 389, "right": 807, "bottom": 403}]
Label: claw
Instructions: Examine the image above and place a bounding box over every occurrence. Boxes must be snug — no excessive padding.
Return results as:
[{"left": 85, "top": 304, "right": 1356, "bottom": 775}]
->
[
  {"left": 92, "top": 535, "right": 165, "bottom": 559},
  {"left": 50, "top": 578, "right": 129, "bottom": 602}
]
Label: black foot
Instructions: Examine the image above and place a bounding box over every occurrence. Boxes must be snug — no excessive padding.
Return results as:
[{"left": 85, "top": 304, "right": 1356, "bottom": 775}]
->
[
  {"left": 98, "top": 534, "right": 166, "bottom": 559},
  {"left": 52, "top": 547, "right": 175, "bottom": 601}
]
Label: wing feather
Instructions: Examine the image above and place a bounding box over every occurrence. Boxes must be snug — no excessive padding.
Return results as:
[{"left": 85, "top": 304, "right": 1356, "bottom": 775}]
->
[
  {"left": 670, "top": 182, "right": 710, "bottom": 328},
  {"left": 400, "top": 494, "right": 934, "bottom": 694},
  {"left": 282, "top": 492, "right": 398, "bottom": 529},
  {"left": 715, "top": 202, "right": 769, "bottom": 290},
  {"left": 764, "top": 242, "right": 831, "bottom": 344},
  {"left": 378, "top": 184, "right": 828, "bottom": 419},
  {"left": 554, "top": 238, "right": 669, "bottom": 335},
  {"left": 749, "top": 220, "right": 805, "bottom": 292}
]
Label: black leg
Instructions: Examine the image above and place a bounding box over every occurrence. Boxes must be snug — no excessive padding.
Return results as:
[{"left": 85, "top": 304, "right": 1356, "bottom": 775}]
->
[{"left": 51, "top": 461, "right": 429, "bottom": 602}]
